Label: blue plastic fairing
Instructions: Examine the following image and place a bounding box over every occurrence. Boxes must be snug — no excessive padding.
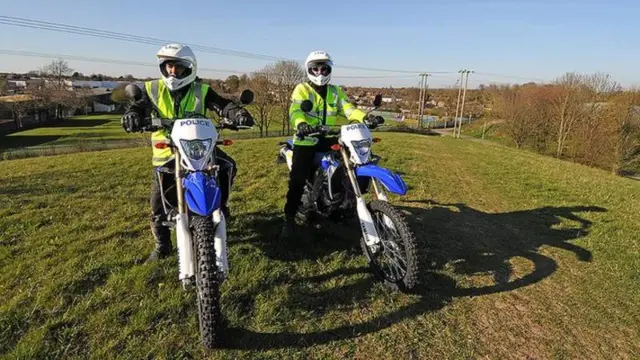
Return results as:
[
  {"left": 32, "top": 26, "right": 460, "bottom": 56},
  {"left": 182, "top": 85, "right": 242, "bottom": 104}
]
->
[
  {"left": 355, "top": 164, "right": 408, "bottom": 195},
  {"left": 183, "top": 172, "right": 221, "bottom": 216}
]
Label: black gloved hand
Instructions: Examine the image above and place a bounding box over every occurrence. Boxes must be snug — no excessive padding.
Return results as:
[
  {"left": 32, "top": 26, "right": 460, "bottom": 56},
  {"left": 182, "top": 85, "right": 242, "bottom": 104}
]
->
[
  {"left": 365, "top": 115, "right": 385, "bottom": 129},
  {"left": 296, "top": 122, "right": 314, "bottom": 136},
  {"left": 121, "top": 112, "right": 143, "bottom": 133},
  {"left": 235, "top": 109, "right": 254, "bottom": 127},
  {"left": 223, "top": 103, "right": 253, "bottom": 127}
]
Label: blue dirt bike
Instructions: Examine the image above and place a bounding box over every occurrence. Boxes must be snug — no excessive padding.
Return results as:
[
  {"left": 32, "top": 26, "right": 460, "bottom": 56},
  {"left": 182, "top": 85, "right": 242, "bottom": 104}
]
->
[
  {"left": 277, "top": 96, "right": 418, "bottom": 291},
  {"left": 125, "top": 84, "right": 254, "bottom": 349}
]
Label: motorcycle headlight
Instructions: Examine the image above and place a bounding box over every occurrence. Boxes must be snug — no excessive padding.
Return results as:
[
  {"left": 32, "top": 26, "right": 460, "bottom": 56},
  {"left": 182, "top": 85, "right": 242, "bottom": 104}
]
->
[
  {"left": 180, "top": 139, "right": 212, "bottom": 161},
  {"left": 351, "top": 139, "right": 372, "bottom": 157}
]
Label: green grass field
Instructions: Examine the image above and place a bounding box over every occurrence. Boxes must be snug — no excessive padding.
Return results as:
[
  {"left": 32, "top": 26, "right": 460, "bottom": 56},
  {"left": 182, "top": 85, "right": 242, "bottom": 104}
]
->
[
  {"left": 0, "top": 109, "right": 419, "bottom": 154},
  {"left": 0, "top": 114, "right": 292, "bottom": 160},
  {"left": 0, "top": 115, "right": 143, "bottom": 150},
  {"left": 1, "top": 120, "right": 639, "bottom": 359}
]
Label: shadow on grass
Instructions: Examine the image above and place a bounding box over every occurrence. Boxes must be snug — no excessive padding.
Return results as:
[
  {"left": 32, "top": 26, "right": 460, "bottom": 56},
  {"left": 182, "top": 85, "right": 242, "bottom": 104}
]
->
[
  {"left": 41, "top": 119, "right": 112, "bottom": 128},
  {"left": 223, "top": 201, "right": 606, "bottom": 350},
  {"left": 0, "top": 135, "right": 64, "bottom": 150}
]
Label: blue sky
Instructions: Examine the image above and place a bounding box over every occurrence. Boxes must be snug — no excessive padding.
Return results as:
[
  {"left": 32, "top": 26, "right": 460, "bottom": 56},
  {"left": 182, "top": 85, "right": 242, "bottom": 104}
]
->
[{"left": 1, "top": 0, "right": 639, "bottom": 88}]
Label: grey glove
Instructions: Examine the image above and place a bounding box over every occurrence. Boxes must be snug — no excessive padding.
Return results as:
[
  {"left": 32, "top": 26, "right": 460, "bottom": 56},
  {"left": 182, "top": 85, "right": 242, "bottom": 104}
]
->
[
  {"left": 122, "top": 112, "right": 143, "bottom": 133},
  {"left": 296, "top": 122, "right": 314, "bottom": 136}
]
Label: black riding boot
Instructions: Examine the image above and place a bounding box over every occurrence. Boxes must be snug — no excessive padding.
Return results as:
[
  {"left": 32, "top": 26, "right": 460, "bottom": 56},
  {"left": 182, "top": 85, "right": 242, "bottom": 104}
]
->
[{"left": 146, "top": 218, "right": 173, "bottom": 262}]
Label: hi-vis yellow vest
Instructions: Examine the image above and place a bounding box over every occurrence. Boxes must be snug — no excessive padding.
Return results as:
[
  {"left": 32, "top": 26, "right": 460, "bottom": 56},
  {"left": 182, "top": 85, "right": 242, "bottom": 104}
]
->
[
  {"left": 145, "top": 80, "right": 209, "bottom": 165},
  {"left": 289, "top": 83, "right": 367, "bottom": 146}
]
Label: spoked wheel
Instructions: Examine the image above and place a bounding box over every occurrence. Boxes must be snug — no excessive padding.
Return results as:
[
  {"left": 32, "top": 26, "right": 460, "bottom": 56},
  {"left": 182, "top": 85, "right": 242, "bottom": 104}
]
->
[
  {"left": 191, "top": 215, "right": 225, "bottom": 349},
  {"left": 360, "top": 200, "right": 419, "bottom": 291}
]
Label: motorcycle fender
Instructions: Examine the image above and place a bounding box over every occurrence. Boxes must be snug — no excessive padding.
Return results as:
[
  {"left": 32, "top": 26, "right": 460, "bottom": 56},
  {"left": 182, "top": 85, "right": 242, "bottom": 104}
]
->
[
  {"left": 183, "top": 172, "right": 221, "bottom": 216},
  {"left": 355, "top": 164, "right": 408, "bottom": 196}
]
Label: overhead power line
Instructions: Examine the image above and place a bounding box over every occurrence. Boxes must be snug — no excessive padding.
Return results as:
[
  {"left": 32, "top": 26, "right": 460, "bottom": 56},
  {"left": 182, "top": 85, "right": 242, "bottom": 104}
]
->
[
  {"left": 0, "top": 49, "right": 248, "bottom": 74},
  {"left": 0, "top": 49, "right": 425, "bottom": 80},
  {"left": 0, "top": 16, "right": 553, "bottom": 83},
  {"left": 0, "top": 15, "right": 454, "bottom": 75}
]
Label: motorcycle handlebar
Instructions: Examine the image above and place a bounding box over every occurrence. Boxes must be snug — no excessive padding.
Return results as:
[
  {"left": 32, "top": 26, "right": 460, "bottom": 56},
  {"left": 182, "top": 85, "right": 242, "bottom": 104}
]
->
[
  {"left": 140, "top": 117, "right": 251, "bottom": 132},
  {"left": 296, "top": 126, "right": 340, "bottom": 139}
]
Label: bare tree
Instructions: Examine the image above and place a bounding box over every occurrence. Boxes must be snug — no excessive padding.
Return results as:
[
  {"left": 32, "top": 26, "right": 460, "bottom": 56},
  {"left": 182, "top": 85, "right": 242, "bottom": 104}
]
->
[
  {"left": 35, "top": 59, "right": 76, "bottom": 118},
  {"left": 269, "top": 60, "right": 305, "bottom": 135},
  {"left": 595, "top": 89, "right": 640, "bottom": 174},
  {"left": 527, "top": 86, "right": 557, "bottom": 154},
  {"left": 41, "top": 59, "right": 73, "bottom": 90},
  {"left": 550, "top": 73, "right": 593, "bottom": 158},
  {"left": 247, "top": 68, "right": 276, "bottom": 137},
  {"left": 552, "top": 72, "right": 620, "bottom": 163},
  {"left": 491, "top": 85, "right": 537, "bottom": 148}
]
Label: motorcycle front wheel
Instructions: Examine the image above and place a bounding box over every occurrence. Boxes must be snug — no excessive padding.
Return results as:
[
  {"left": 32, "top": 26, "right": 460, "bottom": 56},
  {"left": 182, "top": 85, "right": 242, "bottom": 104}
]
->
[
  {"left": 191, "top": 215, "right": 225, "bottom": 349},
  {"left": 360, "top": 200, "right": 419, "bottom": 292}
]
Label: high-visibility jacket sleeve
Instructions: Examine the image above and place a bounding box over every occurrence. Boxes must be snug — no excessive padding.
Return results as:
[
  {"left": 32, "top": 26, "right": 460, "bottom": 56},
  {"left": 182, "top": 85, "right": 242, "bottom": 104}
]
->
[
  {"left": 336, "top": 86, "right": 366, "bottom": 122},
  {"left": 289, "top": 83, "right": 310, "bottom": 130}
]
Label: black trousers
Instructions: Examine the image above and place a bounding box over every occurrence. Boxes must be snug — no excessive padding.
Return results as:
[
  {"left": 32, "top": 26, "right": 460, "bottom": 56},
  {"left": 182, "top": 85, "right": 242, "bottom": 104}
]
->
[
  {"left": 150, "top": 147, "right": 237, "bottom": 241},
  {"left": 283, "top": 137, "right": 369, "bottom": 217}
]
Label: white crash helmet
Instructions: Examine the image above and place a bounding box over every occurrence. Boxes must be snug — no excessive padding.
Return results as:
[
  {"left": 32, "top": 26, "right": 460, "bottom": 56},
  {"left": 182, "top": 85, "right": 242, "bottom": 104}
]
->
[
  {"left": 156, "top": 43, "right": 197, "bottom": 91},
  {"left": 305, "top": 51, "right": 333, "bottom": 86}
]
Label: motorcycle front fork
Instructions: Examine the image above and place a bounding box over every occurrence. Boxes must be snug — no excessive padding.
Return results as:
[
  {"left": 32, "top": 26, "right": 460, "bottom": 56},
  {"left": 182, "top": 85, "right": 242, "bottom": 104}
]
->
[
  {"left": 338, "top": 147, "right": 382, "bottom": 251},
  {"left": 171, "top": 151, "right": 195, "bottom": 289},
  {"left": 173, "top": 152, "right": 229, "bottom": 290}
]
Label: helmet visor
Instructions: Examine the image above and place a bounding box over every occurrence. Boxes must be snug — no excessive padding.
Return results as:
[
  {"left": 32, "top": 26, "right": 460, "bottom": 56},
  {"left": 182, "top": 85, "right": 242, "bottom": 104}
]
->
[
  {"left": 308, "top": 61, "right": 332, "bottom": 76},
  {"left": 159, "top": 58, "right": 192, "bottom": 79}
]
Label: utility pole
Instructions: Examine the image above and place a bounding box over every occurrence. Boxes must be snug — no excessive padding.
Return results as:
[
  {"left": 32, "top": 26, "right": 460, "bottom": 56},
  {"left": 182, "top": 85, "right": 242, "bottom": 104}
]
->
[
  {"left": 417, "top": 73, "right": 430, "bottom": 129},
  {"left": 453, "top": 70, "right": 464, "bottom": 137},
  {"left": 417, "top": 75, "right": 424, "bottom": 129},
  {"left": 421, "top": 73, "right": 430, "bottom": 128},
  {"left": 457, "top": 70, "right": 473, "bottom": 138}
]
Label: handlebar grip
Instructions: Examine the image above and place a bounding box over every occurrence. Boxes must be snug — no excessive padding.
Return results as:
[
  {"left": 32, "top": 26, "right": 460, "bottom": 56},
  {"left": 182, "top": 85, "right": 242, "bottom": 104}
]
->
[
  {"left": 141, "top": 125, "right": 160, "bottom": 132},
  {"left": 296, "top": 130, "right": 318, "bottom": 139},
  {"left": 296, "top": 126, "right": 339, "bottom": 139}
]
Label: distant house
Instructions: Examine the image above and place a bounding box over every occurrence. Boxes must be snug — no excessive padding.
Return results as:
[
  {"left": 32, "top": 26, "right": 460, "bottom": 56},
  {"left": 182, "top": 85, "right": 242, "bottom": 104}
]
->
[
  {"left": 63, "top": 80, "right": 121, "bottom": 90},
  {"left": 5, "top": 79, "right": 45, "bottom": 93},
  {"left": 88, "top": 88, "right": 117, "bottom": 113}
]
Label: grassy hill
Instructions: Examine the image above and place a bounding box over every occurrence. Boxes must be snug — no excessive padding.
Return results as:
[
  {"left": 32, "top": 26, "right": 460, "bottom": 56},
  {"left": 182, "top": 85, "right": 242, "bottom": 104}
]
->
[
  {"left": 0, "top": 112, "right": 418, "bottom": 160},
  {"left": 0, "top": 114, "right": 290, "bottom": 159},
  {"left": 0, "top": 131, "right": 639, "bottom": 359}
]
